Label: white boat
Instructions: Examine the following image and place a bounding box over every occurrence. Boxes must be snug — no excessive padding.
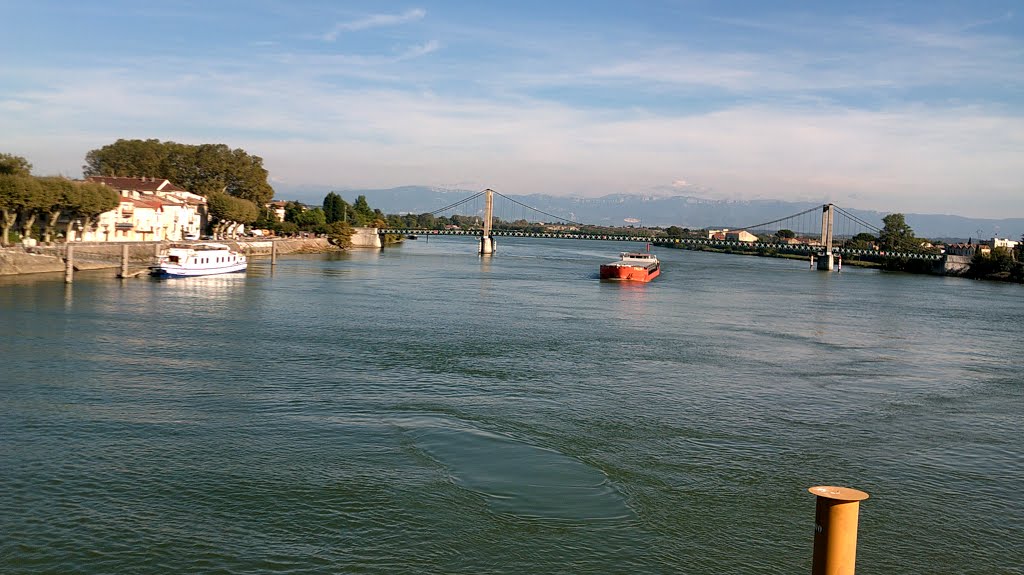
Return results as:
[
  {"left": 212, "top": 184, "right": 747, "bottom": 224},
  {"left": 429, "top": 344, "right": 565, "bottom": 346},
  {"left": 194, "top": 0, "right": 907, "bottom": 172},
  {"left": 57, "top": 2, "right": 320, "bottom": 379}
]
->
[{"left": 150, "top": 243, "right": 247, "bottom": 278}]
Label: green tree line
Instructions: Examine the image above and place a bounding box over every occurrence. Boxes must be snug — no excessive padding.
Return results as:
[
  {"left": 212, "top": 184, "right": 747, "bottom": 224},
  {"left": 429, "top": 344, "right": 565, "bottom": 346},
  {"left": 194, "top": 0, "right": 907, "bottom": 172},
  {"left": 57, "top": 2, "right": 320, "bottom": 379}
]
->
[
  {"left": 83, "top": 139, "right": 274, "bottom": 206},
  {"left": 0, "top": 154, "right": 119, "bottom": 246}
]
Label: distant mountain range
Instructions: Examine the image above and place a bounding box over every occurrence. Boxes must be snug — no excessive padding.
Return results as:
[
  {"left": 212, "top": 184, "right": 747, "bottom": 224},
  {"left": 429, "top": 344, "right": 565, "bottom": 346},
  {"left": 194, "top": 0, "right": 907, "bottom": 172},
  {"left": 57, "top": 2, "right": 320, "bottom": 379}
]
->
[{"left": 276, "top": 184, "right": 1024, "bottom": 241}]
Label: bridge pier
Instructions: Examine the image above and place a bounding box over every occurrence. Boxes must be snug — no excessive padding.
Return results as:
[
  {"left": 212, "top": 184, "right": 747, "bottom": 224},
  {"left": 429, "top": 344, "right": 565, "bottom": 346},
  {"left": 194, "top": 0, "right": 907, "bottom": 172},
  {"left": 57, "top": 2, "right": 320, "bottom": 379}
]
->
[
  {"left": 816, "top": 252, "right": 835, "bottom": 271},
  {"left": 815, "top": 204, "right": 836, "bottom": 272},
  {"left": 480, "top": 189, "right": 495, "bottom": 255}
]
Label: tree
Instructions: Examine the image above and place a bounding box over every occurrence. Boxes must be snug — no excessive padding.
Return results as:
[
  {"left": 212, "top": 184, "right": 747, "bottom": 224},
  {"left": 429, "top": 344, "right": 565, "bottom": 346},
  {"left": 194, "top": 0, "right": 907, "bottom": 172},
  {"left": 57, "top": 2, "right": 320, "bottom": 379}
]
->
[
  {"left": 847, "top": 232, "right": 878, "bottom": 251},
  {"left": 0, "top": 153, "right": 32, "bottom": 176},
  {"left": 0, "top": 174, "right": 40, "bottom": 245},
  {"left": 323, "top": 192, "right": 348, "bottom": 224},
  {"left": 36, "top": 177, "right": 76, "bottom": 243},
  {"left": 207, "top": 191, "right": 258, "bottom": 237},
  {"left": 294, "top": 207, "right": 326, "bottom": 229},
  {"left": 17, "top": 176, "right": 60, "bottom": 240},
  {"left": 879, "top": 214, "right": 916, "bottom": 251},
  {"left": 283, "top": 201, "right": 305, "bottom": 223},
  {"left": 83, "top": 139, "right": 275, "bottom": 205},
  {"left": 416, "top": 212, "right": 436, "bottom": 229},
  {"left": 68, "top": 182, "right": 120, "bottom": 240},
  {"left": 352, "top": 195, "right": 374, "bottom": 225},
  {"left": 971, "top": 247, "right": 1015, "bottom": 278},
  {"left": 665, "top": 226, "right": 685, "bottom": 238},
  {"left": 776, "top": 229, "right": 795, "bottom": 239},
  {"left": 325, "top": 221, "right": 354, "bottom": 248}
]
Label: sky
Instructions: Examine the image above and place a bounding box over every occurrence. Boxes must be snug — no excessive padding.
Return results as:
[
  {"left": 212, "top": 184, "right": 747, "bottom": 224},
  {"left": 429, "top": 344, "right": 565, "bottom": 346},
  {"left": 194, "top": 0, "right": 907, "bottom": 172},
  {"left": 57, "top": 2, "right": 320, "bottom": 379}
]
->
[{"left": 2, "top": 1, "right": 1022, "bottom": 218}]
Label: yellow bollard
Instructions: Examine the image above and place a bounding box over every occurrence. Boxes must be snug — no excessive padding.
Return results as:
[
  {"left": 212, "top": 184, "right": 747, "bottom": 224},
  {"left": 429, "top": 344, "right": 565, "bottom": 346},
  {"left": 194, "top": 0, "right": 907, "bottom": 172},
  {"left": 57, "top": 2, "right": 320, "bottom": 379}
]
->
[{"left": 809, "top": 485, "right": 869, "bottom": 575}]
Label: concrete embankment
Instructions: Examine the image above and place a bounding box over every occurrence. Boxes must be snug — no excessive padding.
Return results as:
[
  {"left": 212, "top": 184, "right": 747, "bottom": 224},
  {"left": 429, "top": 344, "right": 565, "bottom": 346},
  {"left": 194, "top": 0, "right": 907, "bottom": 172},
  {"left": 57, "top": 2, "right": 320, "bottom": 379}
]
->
[{"left": 0, "top": 238, "right": 338, "bottom": 277}]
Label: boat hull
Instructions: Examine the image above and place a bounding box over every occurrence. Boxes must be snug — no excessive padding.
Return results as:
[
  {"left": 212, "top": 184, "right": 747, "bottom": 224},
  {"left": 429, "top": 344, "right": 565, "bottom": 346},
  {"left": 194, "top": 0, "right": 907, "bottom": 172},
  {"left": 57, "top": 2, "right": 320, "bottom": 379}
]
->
[
  {"left": 600, "top": 263, "right": 660, "bottom": 282},
  {"left": 149, "top": 262, "right": 248, "bottom": 278}
]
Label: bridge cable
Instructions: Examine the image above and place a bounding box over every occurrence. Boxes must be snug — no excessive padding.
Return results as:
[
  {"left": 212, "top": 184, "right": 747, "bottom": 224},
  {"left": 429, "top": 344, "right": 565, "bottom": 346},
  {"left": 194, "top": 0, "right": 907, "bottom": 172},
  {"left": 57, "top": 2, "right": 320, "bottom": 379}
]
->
[
  {"left": 429, "top": 190, "right": 488, "bottom": 216},
  {"left": 491, "top": 190, "right": 582, "bottom": 225},
  {"left": 736, "top": 205, "right": 823, "bottom": 233},
  {"left": 833, "top": 206, "right": 882, "bottom": 234}
]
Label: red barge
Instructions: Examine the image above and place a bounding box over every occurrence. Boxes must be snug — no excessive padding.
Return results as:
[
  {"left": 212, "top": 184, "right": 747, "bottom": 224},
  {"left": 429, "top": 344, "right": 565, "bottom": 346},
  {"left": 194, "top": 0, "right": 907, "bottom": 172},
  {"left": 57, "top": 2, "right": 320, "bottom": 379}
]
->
[{"left": 600, "top": 252, "right": 661, "bottom": 282}]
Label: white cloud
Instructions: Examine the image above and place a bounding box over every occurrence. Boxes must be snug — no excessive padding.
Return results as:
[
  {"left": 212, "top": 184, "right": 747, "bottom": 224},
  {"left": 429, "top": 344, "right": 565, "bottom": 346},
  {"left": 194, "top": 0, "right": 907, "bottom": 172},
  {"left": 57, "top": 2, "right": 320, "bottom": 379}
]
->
[
  {"left": 3, "top": 9, "right": 1023, "bottom": 219},
  {"left": 7, "top": 60, "right": 1023, "bottom": 218},
  {"left": 323, "top": 8, "right": 426, "bottom": 41}
]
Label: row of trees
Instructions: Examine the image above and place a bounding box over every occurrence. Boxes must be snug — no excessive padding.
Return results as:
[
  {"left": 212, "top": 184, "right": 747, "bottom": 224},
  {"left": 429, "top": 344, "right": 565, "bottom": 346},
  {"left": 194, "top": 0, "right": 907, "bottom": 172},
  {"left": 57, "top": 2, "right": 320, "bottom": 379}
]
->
[
  {"left": 0, "top": 154, "right": 120, "bottom": 246},
  {"left": 2, "top": 140, "right": 275, "bottom": 242},
  {"left": 83, "top": 139, "right": 274, "bottom": 206},
  {"left": 84, "top": 140, "right": 270, "bottom": 238}
]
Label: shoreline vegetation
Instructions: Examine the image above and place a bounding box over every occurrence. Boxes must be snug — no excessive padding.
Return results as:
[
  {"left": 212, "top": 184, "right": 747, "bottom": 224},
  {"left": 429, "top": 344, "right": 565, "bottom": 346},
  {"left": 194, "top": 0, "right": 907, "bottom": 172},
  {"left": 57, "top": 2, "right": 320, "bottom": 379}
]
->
[
  {"left": 653, "top": 241, "right": 1024, "bottom": 283},
  {"left": 3, "top": 146, "right": 1021, "bottom": 284},
  {"left": 3, "top": 234, "right": 1022, "bottom": 286}
]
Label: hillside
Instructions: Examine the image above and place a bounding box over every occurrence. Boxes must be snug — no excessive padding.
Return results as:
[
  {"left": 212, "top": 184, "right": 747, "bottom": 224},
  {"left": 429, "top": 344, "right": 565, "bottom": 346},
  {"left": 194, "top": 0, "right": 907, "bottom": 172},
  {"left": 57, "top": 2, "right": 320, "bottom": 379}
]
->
[{"left": 275, "top": 185, "right": 1024, "bottom": 240}]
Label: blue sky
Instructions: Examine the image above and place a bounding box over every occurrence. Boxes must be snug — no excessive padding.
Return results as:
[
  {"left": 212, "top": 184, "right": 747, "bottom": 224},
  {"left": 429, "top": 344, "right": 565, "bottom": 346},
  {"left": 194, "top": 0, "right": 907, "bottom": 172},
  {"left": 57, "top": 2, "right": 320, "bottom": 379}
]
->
[{"left": 2, "top": 1, "right": 1022, "bottom": 218}]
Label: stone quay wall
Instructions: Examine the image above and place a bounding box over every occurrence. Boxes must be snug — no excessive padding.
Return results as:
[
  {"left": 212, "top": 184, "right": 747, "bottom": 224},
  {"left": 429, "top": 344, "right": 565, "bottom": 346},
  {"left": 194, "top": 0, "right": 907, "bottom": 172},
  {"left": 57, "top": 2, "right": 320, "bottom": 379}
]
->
[{"left": 0, "top": 238, "right": 338, "bottom": 276}]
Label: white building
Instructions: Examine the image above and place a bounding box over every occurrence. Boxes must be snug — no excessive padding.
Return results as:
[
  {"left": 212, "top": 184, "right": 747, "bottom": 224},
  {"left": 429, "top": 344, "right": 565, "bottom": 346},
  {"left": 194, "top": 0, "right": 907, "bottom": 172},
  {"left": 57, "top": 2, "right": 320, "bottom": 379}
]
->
[
  {"left": 74, "top": 176, "right": 207, "bottom": 242},
  {"left": 991, "top": 237, "right": 1020, "bottom": 250}
]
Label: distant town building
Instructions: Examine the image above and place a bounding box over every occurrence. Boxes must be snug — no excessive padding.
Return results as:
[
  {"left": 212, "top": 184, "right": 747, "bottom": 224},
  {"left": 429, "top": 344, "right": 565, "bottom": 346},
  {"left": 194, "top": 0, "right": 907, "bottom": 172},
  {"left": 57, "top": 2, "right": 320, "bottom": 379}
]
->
[
  {"left": 725, "top": 230, "right": 758, "bottom": 243},
  {"left": 78, "top": 176, "right": 207, "bottom": 242},
  {"left": 267, "top": 200, "right": 289, "bottom": 222},
  {"left": 778, "top": 237, "right": 809, "bottom": 246},
  {"left": 990, "top": 237, "right": 1020, "bottom": 250},
  {"left": 945, "top": 243, "right": 991, "bottom": 257}
]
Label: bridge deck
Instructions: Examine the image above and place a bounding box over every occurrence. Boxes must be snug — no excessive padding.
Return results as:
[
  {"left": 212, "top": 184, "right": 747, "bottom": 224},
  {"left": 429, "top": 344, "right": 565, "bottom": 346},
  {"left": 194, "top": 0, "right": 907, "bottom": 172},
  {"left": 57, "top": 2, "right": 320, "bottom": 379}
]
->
[{"left": 379, "top": 229, "right": 941, "bottom": 260}]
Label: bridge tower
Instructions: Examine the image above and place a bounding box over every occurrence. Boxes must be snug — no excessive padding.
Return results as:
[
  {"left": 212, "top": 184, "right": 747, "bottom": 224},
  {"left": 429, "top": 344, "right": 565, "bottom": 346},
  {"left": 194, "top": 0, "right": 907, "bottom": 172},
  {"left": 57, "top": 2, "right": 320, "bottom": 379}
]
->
[
  {"left": 817, "top": 203, "right": 835, "bottom": 271},
  {"left": 480, "top": 188, "right": 496, "bottom": 255}
]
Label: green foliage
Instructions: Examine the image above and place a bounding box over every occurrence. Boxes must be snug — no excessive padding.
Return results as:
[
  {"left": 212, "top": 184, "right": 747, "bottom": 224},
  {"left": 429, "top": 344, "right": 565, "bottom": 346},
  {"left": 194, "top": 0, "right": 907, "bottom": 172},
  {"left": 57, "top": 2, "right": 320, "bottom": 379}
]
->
[
  {"left": 0, "top": 174, "right": 38, "bottom": 212},
  {"left": 776, "top": 229, "right": 795, "bottom": 239},
  {"left": 284, "top": 201, "right": 305, "bottom": 223},
  {"left": 0, "top": 153, "right": 32, "bottom": 176},
  {"left": 665, "top": 226, "right": 685, "bottom": 238},
  {"left": 879, "top": 214, "right": 916, "bottom": 251},
  {"left": 74, "top": 182, "right": 121, "bottom": 219},
  {"left": 0, "top": 175, "right": 118, "bottom": 243},
  {"left": 970, "top": 247, "right": 1016, "bottom": 279},
  {"left": 83, "top": 139, "right": 274, "bottom": 205},
  {"left": 277, "top": 221, "right": 299, "bottom": 236},
  {"left": 325, "top": 221, "right": 354, "bottom": 248},
  {"left": 846, "top": 232, "right": 878, "bottom": 251},
  {"left": 416, "top": 213, "right": 436, "bottom": 228},
  {"left": 294, "top": 207, "right": 326, "bottom": 228},
  {"left": 207, "top": 191, "right": 259, "bottom": 229},
  {"left": 323, "top": 192, "right": 348, "bottom": 224},
  {"left": 352, "top": 195, "right": 374, "bottom": 225},
  {"left": 0, "top": 174, "right": 39, "bottom": 245}
]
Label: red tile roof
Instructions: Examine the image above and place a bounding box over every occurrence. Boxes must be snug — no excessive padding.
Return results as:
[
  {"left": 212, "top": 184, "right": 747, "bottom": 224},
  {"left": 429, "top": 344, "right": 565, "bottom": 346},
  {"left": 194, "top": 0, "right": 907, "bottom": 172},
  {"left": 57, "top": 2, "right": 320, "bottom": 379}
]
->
[{"left": 129, "top": 196, "right": 167, "bottom": 210}]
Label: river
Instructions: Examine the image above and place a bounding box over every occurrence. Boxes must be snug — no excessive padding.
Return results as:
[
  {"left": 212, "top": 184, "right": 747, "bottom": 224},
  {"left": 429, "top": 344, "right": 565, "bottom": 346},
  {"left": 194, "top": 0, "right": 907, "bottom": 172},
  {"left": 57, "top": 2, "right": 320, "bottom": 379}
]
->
[{"left": 1, "top": 237, "right": 1021, "bottom": 574}]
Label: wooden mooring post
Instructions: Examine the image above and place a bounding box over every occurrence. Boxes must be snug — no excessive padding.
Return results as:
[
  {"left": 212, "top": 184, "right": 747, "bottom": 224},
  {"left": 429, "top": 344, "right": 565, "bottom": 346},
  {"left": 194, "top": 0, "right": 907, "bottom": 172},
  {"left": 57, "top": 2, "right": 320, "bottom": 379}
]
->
[
  {"left": 809, "top": 485, "right": 869, "bottom": 575},
  {"left": 271, "top": 240, "right": 277, "bottom": 266},
  {"left": 64, "top": 244, "right": 74, "bottom": 283},
  {"left": 119, "top": 244, "right": 129, "bottom": 278}
]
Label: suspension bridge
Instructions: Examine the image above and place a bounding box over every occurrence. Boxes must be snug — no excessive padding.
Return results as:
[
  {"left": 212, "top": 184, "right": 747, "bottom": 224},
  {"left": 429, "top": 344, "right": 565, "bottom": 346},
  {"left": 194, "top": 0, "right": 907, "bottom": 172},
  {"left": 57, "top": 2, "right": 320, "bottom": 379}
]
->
[{"left": 377, "top": 189, "right": 941, "bottom": 268}]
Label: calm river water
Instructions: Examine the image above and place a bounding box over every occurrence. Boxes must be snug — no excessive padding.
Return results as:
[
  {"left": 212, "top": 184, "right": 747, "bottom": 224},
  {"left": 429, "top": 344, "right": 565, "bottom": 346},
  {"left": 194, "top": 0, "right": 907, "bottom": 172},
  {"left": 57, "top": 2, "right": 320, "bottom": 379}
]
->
[{"left": 1, "top": 237, "right": 1021, "bottom": 574}]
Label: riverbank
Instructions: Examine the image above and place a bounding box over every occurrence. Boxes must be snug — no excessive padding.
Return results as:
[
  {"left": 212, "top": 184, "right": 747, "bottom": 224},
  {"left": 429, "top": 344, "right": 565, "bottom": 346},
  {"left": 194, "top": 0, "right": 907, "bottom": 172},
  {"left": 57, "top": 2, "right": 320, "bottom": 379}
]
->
[
  {"left": 655, "top": 242, "right": 883, "bottom": 269},
  {"left": 658, "top": 242, "right": 1024, "bottom": 283},
  {"left": 0, "top": 238, "right": 338, "bottom": 277}
]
